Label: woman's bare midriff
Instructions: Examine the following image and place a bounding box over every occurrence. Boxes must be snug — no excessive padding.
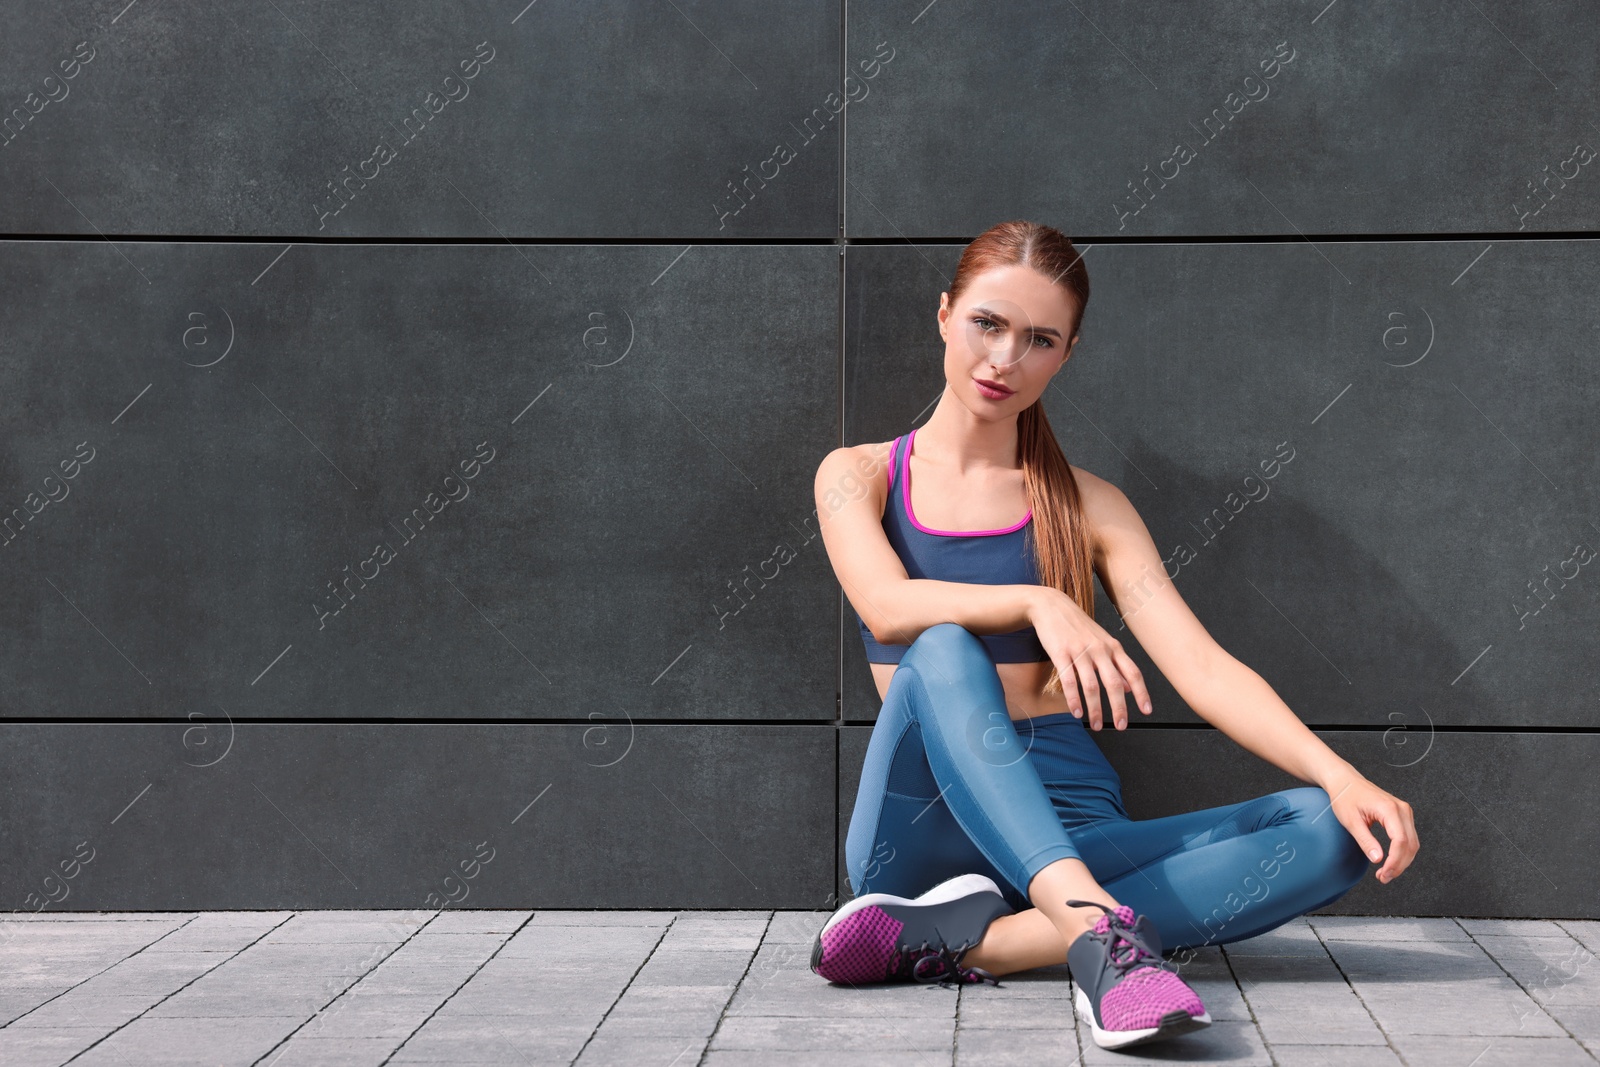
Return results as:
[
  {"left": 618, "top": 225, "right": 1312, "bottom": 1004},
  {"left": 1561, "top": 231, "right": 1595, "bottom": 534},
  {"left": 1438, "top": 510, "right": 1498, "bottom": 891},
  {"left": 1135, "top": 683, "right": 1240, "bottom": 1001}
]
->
[{"left": 870, "top": 659, "right": 1074, "bottom": 722}]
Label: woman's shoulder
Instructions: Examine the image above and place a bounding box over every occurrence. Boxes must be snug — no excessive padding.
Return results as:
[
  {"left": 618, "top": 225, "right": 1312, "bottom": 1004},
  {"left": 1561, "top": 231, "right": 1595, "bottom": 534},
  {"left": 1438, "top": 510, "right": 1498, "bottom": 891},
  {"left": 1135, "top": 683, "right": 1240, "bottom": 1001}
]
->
[
  {"left": 1068, "top": 462, "right": 1117, "bottom": 499},
  {"left": 1066, "top": 463, "right": 1138, "bottom": 549},
  {"left": 819, "top": 438, "right": 897, "bottom": 472},
  {"left": 813, "top": 438, "right": 898, "bottom": 500}
]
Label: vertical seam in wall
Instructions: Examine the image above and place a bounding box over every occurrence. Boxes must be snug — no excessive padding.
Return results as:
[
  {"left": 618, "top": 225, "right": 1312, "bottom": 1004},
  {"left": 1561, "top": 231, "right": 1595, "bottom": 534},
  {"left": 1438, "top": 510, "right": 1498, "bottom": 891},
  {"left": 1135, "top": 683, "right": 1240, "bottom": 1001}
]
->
[
  {"left": 835, "top": 0, "right": 848, "bottom": 902},
  {"left": 839, "top": 0, "right": 847, "bottom": 244},
  {"left": 833, "top": 726, "right": 842, "bottom": 904}
]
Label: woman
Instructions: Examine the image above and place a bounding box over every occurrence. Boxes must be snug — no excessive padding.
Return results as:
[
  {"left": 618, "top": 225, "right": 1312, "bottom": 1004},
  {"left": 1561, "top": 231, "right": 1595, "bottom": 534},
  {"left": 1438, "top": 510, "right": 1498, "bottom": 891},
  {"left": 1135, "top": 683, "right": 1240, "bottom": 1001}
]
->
[{"left": 809, "top": 220, "right": 1419, "bottom": 1051}]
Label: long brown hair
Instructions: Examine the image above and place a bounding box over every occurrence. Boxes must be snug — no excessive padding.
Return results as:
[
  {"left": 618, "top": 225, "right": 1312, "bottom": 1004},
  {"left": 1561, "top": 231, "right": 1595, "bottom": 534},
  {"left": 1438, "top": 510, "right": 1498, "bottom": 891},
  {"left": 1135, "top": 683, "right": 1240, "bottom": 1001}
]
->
[{"left": 945, "top": 220, "right": 1093, "bottom": 697}]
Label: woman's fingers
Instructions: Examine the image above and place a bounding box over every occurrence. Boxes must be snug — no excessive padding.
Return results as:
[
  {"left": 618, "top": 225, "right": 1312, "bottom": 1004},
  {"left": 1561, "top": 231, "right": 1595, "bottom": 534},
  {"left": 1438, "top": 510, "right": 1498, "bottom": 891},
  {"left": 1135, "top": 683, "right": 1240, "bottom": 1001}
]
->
[
  {"left": 1340, "top": 808, "right": 1387, "bottom": 868},
  {"left": 1045, "top": 625, "right": 1152, "bottom": 729},
  {"left": 1075, "top": 639, "right": 1148, "bottom": 731},
  {"left": 1087, "top": 647, "right": 1130, "bottom": 729},
  {"left": 1403, "top": 802, "right": 1421, "bottom": 863},
  {"left": 1111, "top": 645, "right": 1153, "bottom": 715},
  {"left": 1375, "top": 800, "right": 1419, "bottom": 883},
  {"left": 1332, "top": 785, "right": 1421, "bottom": 884},
  {"left": 1055, "top": 653, "right": 1084, "bottom": 719},
  {"left": 1070, "top": 645, "right": 1104, "bottom": 729}
]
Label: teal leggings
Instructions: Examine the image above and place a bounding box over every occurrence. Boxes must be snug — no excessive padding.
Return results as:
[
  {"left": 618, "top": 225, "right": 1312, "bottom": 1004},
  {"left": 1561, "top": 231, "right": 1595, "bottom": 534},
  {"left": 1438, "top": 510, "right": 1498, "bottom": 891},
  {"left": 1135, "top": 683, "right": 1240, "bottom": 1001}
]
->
[{"left": 845, "top": 623, "right": 1371, "bottom": 953}]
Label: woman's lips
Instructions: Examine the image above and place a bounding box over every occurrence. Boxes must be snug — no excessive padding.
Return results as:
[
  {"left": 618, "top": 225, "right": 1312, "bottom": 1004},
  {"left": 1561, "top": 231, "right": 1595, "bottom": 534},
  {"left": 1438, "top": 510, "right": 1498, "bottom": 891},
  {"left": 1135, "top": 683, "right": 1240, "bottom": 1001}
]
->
[{"left": 974, "top": 378, "right": 1014, "bottom": 400}]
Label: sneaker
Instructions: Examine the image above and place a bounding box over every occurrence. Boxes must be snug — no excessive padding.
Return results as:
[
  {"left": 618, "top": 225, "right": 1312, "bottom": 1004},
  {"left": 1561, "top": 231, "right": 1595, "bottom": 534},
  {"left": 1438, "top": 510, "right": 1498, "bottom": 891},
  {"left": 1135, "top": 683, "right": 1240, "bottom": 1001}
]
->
[
  {"left": 811, "top": 873, "right": 1013, "bottom": 986},
  {"left": 1066, "top": 899, "right": 1211, "bottom": 1049}
]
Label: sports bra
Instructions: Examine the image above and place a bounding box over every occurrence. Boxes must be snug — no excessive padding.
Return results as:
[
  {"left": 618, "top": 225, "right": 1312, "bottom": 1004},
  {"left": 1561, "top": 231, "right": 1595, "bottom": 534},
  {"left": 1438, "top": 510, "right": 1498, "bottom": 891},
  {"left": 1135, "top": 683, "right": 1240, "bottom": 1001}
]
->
[{"left": 856, "top": 427, "right": 1051, "bottom": 664}]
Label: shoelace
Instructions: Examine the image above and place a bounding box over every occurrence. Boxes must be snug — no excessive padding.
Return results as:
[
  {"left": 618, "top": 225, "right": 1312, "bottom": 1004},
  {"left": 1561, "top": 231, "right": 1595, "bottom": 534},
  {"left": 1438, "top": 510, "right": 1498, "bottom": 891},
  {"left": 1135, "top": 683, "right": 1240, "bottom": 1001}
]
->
[
  {"left": 891, "top": 940, "right": 1002, "bottom": 988},
  {"left": 1065, "top": 899, "right": 1173, "bottom": 978}
]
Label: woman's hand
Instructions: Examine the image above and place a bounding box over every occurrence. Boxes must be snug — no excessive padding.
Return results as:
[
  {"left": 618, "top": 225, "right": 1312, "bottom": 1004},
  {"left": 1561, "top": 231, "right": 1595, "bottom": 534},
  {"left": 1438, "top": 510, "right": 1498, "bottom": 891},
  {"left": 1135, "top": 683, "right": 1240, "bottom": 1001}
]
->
[
  {"left": 1028, "top": 587, "right": 1153, "bottom": 731},
  {"left": 1326, "top": 775, "right": 1420, "bottom": 883}
]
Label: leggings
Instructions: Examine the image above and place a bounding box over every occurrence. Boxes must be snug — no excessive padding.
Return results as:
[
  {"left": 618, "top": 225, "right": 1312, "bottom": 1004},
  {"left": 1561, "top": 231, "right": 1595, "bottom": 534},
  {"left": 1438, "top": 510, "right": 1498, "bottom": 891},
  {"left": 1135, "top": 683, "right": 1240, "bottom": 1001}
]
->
[{"left": 844, "top": 623, "right": 1371, "bottom": 954}]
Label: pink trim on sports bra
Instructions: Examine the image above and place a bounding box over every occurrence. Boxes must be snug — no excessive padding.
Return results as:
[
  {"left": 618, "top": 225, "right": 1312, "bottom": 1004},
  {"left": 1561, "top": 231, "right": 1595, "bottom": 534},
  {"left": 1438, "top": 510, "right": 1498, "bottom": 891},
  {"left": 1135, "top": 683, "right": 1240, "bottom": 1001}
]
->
[{"left": 901, "top": 427, "right": 1032, "bottom": 537}]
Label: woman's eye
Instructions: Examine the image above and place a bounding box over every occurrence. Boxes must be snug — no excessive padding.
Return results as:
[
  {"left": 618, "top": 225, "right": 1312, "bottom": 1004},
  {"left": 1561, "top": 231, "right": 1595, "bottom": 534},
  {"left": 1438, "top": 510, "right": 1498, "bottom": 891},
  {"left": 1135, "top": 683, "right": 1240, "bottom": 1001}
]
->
[{"left": 973, "top": 317, "right": 1050, "bottom": 348}]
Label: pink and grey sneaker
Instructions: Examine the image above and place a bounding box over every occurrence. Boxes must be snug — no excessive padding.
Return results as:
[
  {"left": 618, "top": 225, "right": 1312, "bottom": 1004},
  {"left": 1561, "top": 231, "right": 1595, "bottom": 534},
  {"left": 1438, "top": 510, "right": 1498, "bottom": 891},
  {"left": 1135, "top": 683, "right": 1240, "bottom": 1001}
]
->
[
  {"left": 1066, "top": 899, "right": 1211, "bottom": 1050},
  {"left": 810, "top": 873, "right": 1013, "bottom": 987}
]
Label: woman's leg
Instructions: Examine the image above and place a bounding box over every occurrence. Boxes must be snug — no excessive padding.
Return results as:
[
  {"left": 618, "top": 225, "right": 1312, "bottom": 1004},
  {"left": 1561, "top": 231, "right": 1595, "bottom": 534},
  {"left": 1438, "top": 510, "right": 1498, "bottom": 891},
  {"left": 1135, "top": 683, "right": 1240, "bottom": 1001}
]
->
[
  {"left": 962, "top": 787, "right": 1372, "bottom": 975},
  {"left": 1070, "top": 786, "right": 1373, "bottom": 955},
  {"left": 843, "top": 623, "right": 1119, "bottom": 949},
  {"left": 843, "top": 663, "right": 1010, "bottom": 901}
]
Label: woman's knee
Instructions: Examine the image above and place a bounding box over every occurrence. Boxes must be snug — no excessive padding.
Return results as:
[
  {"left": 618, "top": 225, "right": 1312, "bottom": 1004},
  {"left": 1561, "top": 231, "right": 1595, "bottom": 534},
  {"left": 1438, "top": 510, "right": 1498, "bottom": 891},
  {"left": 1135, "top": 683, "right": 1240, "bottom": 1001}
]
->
[
  {"left": 899, "top": 624, "right": 1004, "bottom": 721},
  {"left": 903, "top": 622, "right": 989, "bottom": 673},
  {"left": 1281, "top": 786, "right": 1372, "bottom": 891}
]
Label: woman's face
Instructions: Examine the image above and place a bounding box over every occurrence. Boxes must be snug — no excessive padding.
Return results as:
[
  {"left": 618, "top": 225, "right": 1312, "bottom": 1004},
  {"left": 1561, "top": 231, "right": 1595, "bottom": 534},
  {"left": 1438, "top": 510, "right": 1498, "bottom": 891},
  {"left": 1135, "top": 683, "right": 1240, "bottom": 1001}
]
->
[{"left": 938, "top": 263, "right": 1080, "bottom": 416}]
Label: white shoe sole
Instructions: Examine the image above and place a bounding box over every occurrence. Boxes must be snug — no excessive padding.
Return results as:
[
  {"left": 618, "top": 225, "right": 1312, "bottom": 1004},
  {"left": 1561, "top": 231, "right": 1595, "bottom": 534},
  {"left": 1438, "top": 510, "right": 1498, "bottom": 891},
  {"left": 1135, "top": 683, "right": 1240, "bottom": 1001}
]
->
[
  {"left": 820, "top": 873, "right": 1003, "bottom": 938},
  {"left": 1074, "top": 986, "right": 1212, "bottom": 1050}
]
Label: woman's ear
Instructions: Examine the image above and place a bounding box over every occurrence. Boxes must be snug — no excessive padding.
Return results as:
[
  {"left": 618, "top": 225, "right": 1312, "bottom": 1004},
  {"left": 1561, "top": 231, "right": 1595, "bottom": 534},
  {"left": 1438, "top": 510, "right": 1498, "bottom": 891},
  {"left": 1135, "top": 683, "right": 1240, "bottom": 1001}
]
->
[{"left": 1058, "top": 332, "right": 1081, "bottom": 367}]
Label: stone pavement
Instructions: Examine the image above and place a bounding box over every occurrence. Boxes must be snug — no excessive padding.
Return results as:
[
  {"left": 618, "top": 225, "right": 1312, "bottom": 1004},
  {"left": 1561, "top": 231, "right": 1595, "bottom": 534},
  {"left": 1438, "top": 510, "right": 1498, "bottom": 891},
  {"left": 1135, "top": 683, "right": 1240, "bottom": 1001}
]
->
[{"left": 0, "top": 910, "right": 1596, "bottom": 1066}]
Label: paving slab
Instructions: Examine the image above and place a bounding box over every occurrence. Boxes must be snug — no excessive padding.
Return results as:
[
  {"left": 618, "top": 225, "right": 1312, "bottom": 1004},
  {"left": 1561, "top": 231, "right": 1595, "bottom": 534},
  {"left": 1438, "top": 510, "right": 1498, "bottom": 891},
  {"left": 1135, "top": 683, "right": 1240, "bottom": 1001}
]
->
[
  {"left": 1387, "top": 1033, "right": 1600, "bottom": 1066},
  {"left": 1560, "top": 920, "right": 1600, "bottom": 953},
  {"left": 730, "top": 986, "right": 964, "bottom": 1019},
  {"left": 419, "top": 909, "right": 533, "bottom": 934},
  {"left": 0, "top": 987, "right": 74, "bottom": 1025},
  {"left": 341, "top": 964, "right": 484, "bottom": 997},
  {"left": 257, "top": 1036, "right": 400, "bottom": 1067},
  {"left": 1458, "top": 918, "right": 1574, "bottom": 937},
  {"left": 710, "top": 1014, "right": 957, "bottom": 1051},
  {"left": 952, "top": 993, "right": 1076, "bottom": 1029},
  {"left": 274, "top": 994, "right": 447, "bottom": 1041},
  {"left": 1471, "top": 932, "right": 1596, "bottom": 966},
  {"left": 970, "top": 963, "right": 1075, "bottom": 997},
  {"left": 703, "top": 1055, "right": 941, "bottom": 1067},
  {"left": 1268, "top": 1045, "right": 1406, "bottom": 1066},
  {"left": 953, "top": 1025, "right": 1079, "bottom": 1065},
  {"left": 1318, "top": 937, "right": 1505, "bottom": 979},
  {"left": 0, "top": 1026, "right": 114, "bottom": 1067},
  {"left": 258, "top": 920, "right": 420, "bottom": 945},
  {"left": 1310, "top": 916, "right": 1473, "bottom": 941},
  {"left": 1078, "top": 1018, "right": 1271, "bottom": 1065},
  {"left": 0, "top": 913, "right": 204, "bottom": 923},
  {"left": 1349, "top": 975, "right": 1569, "bottom": 1037},
  {"left": 522, "top": 910, "right": 676, "bottom": 926},
  {"left": 1229, "top": 954, "right": 1389, "bottom": 1046},
  {"left": 379, "top": 932, "right": 512, "bottom": 960},
  {"left": 8, "top": 992, "right": 162, "bottom": 1029},
  {"left": 66, "top": 1015, "right": 308, "bottom": 1066},
  {"left": 1219, "top": 920, "right": 1329, "bottom": 957},
  {"left": 388, "top": 1017, "right": 593, "bottom": 1062},
  {"left": 575, "top": 1033, "right": 713, "bottom": 1065},
  {"left": 765, "top": 911, "right": 830, "bottom": 944},
  {"left": 144, "top": 926, "right": 290, "bottom": 953}
]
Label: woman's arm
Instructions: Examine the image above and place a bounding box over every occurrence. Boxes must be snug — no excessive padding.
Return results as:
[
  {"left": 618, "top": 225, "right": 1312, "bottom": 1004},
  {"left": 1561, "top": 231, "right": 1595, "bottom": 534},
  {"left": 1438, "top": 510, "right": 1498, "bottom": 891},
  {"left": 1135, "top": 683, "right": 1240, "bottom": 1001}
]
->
[
  {"left": 1080, "top": 470, "right": 1419, "bottom": 882},
  {"left": 813, "top": 445, "right": 1040, "bottom": 643}
]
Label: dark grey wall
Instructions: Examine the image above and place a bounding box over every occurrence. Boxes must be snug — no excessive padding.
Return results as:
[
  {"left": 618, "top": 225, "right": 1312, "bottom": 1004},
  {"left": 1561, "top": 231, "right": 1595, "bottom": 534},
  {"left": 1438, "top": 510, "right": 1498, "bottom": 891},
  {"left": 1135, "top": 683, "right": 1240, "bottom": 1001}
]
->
[{"left": 1, "top": 1, "right": 1594, "bottom": 916}]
